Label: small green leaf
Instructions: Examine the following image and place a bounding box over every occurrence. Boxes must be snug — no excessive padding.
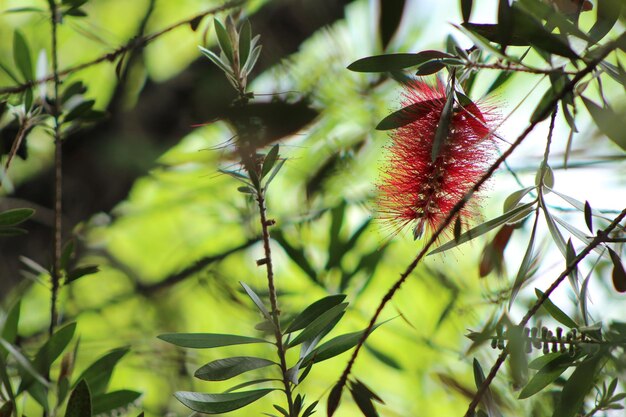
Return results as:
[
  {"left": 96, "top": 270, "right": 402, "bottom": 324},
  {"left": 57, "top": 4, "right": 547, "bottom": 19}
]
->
[
  {"left": 0, "top": 301, "right": 21, "bottom": 348},
  {"left": 240, "top": 282, "right": 273, "bottom": 323},
  {"left": 429, "top": 201, "right": 536, "bottom": 255},
  {"left": 65, "top": 380, "right": 91, "bottom": 417},
  {"left": 13, "top": 31, "right": 33, "bottom": 81},
  {"left": 432, "top": 74, "right": 455, "bottom": 161},
  {"left": 379, "top": 0, "right": 405, "bottom": 50},
  {"left": 285, "top": 294, "right": 347, "bottom": 333},
  {"left": 503, "top": 187, "right": 535, "bottom": 214},
  {"left": 327, "top": 382, "right": 343, "bottom": 417},
  {"left": 92, "top": 390, "right": 141, "bottom": 415},
  {"left": 199, "top": 46, "right": 233, "bottom": 75},
  {"left": 0, "top": 208, "right": 35, "bottom": 227},
  {"left": 348, "top": 51, "right": 453, "bottom": 72},
  {"left": 588, "top": 0, "right": 622, "bottom": 43},
  {"left": 64, "top": 100, "right": 95, "bottom": 123},
  {"left": 261, "top": 144, "right": 279, "bottom": 180},
  {"left": 415, "top": 60, "right": 445, "bottom": 76},
  {"left": 239, "top": 20, "right": 252, "bottom": 66},
  {"left": 608, "top": 248, "right": 626, "bottom": 293},
  {"left": 583, "top": 201, "right": 593, "bottom": 233},
  {"left": 349, "top": 380, "right": 380, "bottom": 417},
  {"left": 0, "top": 227, "right": 28, "bottom": 237},
  {"left": 195, "top": 356, "right": 275, "bottom": 381},
  {"left": 519, "top": 355, "right": 572, "bottom": 399},
  {"left": 535, "top": 289, "right": 577, "bottom": 328},
  {"left": 157, "top": 333, "right": 269, "bottom": 348},
  {"left": 509, "top": 211, "right": 538, "bottom": 309},
  {"left": 66, "top": 265, "right": 99, "bottom": 283},
  {"left": 540, "top": 192, "right": 568, "bottom": 258},
  {"left": 214, "top": 19, "right": 234, "bottom": 65},
  {"left": 581, "top": 96, "right": 626, "bottom": 151},
  {"left": 288, "top": 303, "right": 347, "bottom": 347},
  {"left": 34, "top": 322, "right": 76, "bottom": 374},
  {"left": 175, "top": 389, "right": 274, "bottom": 414},
  {"left": 376, "top": 99, "right": 437, "bottom": 130},
  {"left": 473, "top": 358, "right": 486, "bottom": 389},
  {"left": 553, "top": 354, "right": 603, "bottom": 417},
  {"left": 303, "top": 322, "right": 384, "bottom": 364},
  {"left": 461, "top": 0, "right": 473, "bottom": 22},
  {"left": 74, "top": 347, "right": 129, "bottom": 395}
]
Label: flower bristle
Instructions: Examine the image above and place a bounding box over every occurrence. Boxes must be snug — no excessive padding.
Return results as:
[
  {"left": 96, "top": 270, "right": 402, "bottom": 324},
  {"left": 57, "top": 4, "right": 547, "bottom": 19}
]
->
[{"left": 377, "top": 80, "right": 497, "bottom": 240}]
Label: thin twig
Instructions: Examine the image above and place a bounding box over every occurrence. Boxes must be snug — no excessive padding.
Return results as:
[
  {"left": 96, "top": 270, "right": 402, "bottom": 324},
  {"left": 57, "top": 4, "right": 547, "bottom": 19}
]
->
[
  {"left": 255, "top": 189, "right": 295, "bottom": 416},
  {"left": 464, "top": 206, "right": 626, "bottom": 417},
  {"left": 466, "top": 61, "right": 577, "bottom": 75},
  {"left": 0, "top": 0, "right": 244, "bottom": 96},
  {"left": 329, "top": 40, "right": 619, "bottom": 416},
  {"left": 48, "top": 0, "right": 61, "bottom": 338}
]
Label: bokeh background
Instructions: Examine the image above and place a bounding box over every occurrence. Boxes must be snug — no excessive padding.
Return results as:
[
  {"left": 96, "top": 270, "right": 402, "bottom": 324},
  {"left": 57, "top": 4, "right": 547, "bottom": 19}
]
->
[{"left": 1, "top": 0, "right": 624, "bottom": 416}]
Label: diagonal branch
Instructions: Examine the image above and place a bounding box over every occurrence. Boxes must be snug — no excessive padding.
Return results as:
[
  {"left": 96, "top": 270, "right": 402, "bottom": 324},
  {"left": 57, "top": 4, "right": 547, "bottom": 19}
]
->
[
  {"left": 328, "top": 39, "right": 621, "bottom": 416},
  {"left": 0, "top": 0, "right": 244, "bottom": 96},
  {"left": 464, "top": 206, "right": 626, "bottom": 417}
]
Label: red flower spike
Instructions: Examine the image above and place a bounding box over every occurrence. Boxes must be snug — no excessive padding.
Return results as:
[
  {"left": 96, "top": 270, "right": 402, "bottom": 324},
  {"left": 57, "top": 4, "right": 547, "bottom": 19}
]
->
[{"left": 377, "top": 81, "right": 497, "bottom": 240}]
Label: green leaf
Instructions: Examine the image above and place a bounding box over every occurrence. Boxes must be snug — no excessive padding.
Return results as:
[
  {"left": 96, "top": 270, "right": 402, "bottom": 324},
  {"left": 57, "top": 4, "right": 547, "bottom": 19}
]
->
[
  {"left": 429, "top": 201, "right": 536, "bottom": 255},
  {"left": 509, "top": 211, "right": 538, "bottom": 309},
  {"left": 303, "top": 323, "right": 384, "bottom": 364},
  {"left": 535, "top": 289, "right": 577, "bottom": 328},
  {"left": 0, "top": 354, "right": 16, "bottom": 407},
  {"left": 415, "top": 60, "right": 445, "bottom": 76},
  {"left": 1, "top": 301, "right": 21, "bottom": 347},
  {"left": 13, "top": 31, "right": 33, "bottom": 81},
  {"left": 74, "top": 347, "right": 129, "bottom": 395},
  {"left": 348, "top": 51, "right": 453, "bottom": 72},
  {"left": 540, "top": 192, "right": 567, "bottom": 258},
  {"left": 581, "top": 96, "right": 626, "bottom": 151},
  {"left": 0, "top": 339, "right": 48, "bottom": 387},
  {"left": 588, "top": 0, "right": 622, "bottom": 43},
  {"left": 461, "top": 0, "right": 473, "bottom": 22},
  {"left": 66, "top": 265, "right": 99, "bottom": 283},
  {"left": 34, "top": 322, "right": 76, "bottom": 373},
  {"left": 609, "top": 248, "right": 626, "bottom": 293},
  {"left": 327, "top": 382, "right": 343, "bottom": 417},
  {"left": 349, "top": 380, "right": 380, "bottom": 417},
  {"left": 239, "top": 20, "right": 252, "bottom": 67},
  {"left": 379, "top": 0, "right": 405, "bottom": 50},
  {"left": 157, "top": 333, "right": 269, "bottom": 348},
  {"left": 240, "top": 282, "right": 273, "bottom": 324},
  {"left": 553, "top": 354, "right": 603, "bottom": 417},
  {"left": 584, "top": 201, "right": 593, "bottom": 233},
  {"left": 261, "top": 144, "right": 279, "bottom": 180},
  {"left": 175, "top": 389, "right": 274, "bottom": 414},
  {"left": 214, "top": 19, "right": 234, "bottom": 65},
  {"left": 473, "top": 358, "right": 486, "bottom": 388},
  {"left": 199, "top": 46, "right": 233, "bottom": 75},
  {"left": 0, "top": 208, "right": 34, "bottom": 227},
  {"left": 519, "top": 354, "right": 572, "bottom": 399},
  {"left": 92, "top": 390, "right": 141, "bottom": 415},
  {"left": 503, "top": 187, "right": 535, "bottom": 214},
  {"left": 65, "top": 380, "right": 91, "bottom": 417},
  {"left": 432, "top": 75, "right": 455, "bottom": 161},
  {"left": 64, "top": 100, "right": 95, "bottom": 123},
  {"left": 287, "top": 303, "right": 347, "bottom": 347},
  {"left": 195, "top": 356, "right": 275, "bottom": 381},
  {"left": 241, "top": 44, "right": 262, "bottom": 76},
  {"left": 376, "top": 99, "right": 438, "bottom": 130},
  {"left": 0, "top": 227, "right": 28, "bottom": 237},
  {"left": 285, "top": 294, "right": 347, "bottom": 333}
]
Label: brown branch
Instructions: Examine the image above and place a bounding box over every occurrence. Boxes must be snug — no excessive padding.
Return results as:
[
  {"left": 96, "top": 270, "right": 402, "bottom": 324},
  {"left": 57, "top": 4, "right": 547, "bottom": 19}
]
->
[
  {"left": 463, "top": 206, "right": 626, "bottom": 417},
  {"left": 328, "top": 39, "right": 620, "bottom": 417},
  {"left": 0, "top": 0, "right": 244, "bottom": 96},
  {"left": 465, "top": 61, "right": 577, "bottom": 75},
  {"left": 255, "top": 189, "right": 295, "bottom": 416}
]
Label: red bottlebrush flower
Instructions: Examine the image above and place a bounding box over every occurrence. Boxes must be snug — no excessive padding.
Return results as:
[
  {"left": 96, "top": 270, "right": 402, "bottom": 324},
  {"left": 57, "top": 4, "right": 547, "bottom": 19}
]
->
[{"left": 377, "top": 80, "right": 497, "bottom": 239}]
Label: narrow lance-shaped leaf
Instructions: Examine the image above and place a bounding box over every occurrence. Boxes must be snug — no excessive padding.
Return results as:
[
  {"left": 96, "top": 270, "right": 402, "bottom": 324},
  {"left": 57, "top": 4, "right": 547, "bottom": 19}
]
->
[
  {"left": 581, "top": 96, "right": 626, "bottom": 151},
  {"left": 214, "top": 19, "right": 234, "bottom": 65},
  {"left": 74, "top": 347, "right": 129, "bottom": 395},
  {"left": 240, "top": 282, "right": 273, "bottom": 323},
  {"left": 239, "top": 20, "right": 252, "bottom": 66},
  {"left": 65, "top": 380, "right": 91, "bottom": 417},
  {"left": 157, "top": 333, "right": 269, "bottom": 349},
  {"left": 376, "top": 99, "right": 437, "bottom": 130},
  {"left": 288, "top": 303, "right": 347, "bottom": 347},
  {"left": 92, "top": 390, "right": 142, "bottom": 415},
  {"left": 348, "top": 51, "right": 453, "bottom": 72},
  {"left": 431, "top": 72, "right": 455, "bottom": 162},
  {"left": 194, "top": 356, "right": 275, "bottom": 381},
  {"left": 0, "top": 208, "right": 35, "bottom": 227},
  {"left": 509, "top": 210, "right": 539, "bottom": 309},
  {"left": 429, "top": 201, "right": 536, "bottom": 255},
  {"left": 175, "top": 389, "right": 275, "bottom": 414},
  {"left": 553, "top": 354, "right": 604, "bottom": 417},
  {"left": 519, "top": 354, "right": 573, "bottom": 399},
  {"left": 608, "top": 248, "right": 626, "bottom": 293},
  {"left": 13, "top": 31, "right": 33, "bottom": 81},
  {"left": 535, "top": 289, "right": 577, "bottom": 329},
  {"left": 285, "top": 294, "right": 347, "bottom": 333}
]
